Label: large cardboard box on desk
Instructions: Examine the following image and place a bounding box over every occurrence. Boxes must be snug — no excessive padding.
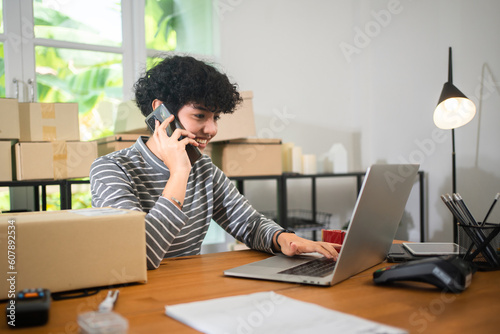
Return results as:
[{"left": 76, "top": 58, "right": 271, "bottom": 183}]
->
[
  {"left": 211, "top": 91, "right": 256, "bottom": 142},
  {"left": 0, "top": 208, "right": 147, "bottom": 299},
  {"left": 14, "top": 141, "right": 97, "bottom": 180},
  {"left": 95, "top": 134, "right": 142, "bottom": 157},
  {"left": 18, "top": 102, "right": 80, "bottom": 141},
  {"left": 211, "top": 138, "right": 282, "bottom": 177},
  {"left": 0, "top": 98, "right": 20, "bottom": 140}
]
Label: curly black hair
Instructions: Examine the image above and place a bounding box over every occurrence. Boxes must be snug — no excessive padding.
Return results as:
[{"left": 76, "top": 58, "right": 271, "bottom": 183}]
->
[{"left": 134, "top": 55, "right": 242, "bottom": 117}]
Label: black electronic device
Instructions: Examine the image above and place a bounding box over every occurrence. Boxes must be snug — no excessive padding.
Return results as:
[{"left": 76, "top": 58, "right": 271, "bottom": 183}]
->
[
  {"left": 6, "top": 288, "right": 51, "bottom": 328},
  {"left": 145, "top": 104, "right": 202, "bottom": 166},
  {"left": 373, "top": 255, "right": 475, "bottom": 293}
]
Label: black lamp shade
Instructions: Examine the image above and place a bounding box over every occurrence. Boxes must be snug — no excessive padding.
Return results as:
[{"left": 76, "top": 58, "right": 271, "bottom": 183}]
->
[
  {"left": 433, "top": 82, "right": 476, "bottom": 130},
  {"left": 437, "top": 82, "right": 468, "bottom": 103}
]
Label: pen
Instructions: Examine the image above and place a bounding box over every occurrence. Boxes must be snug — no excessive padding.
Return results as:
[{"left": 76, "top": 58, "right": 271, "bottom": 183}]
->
[
  {"left": 453, "top": 193, "right": 478, "bottom": 226},
  {"left": 481, "top": 193, "right": 500, "bottom": 226},
  {"left": 441, "top": 194, "right": 467, "bottom": 225},
  {"left": 446, "top": 193, "right": 470, "bottom": 225}
]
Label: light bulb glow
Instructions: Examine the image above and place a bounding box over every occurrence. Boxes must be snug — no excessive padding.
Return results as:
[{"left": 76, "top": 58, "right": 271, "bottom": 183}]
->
[
  {"left": 433, "top": 97, "right": 476, "bottom": 129},
  {"left": 443, "top": 98, "right": 459, "bottom": 112}
]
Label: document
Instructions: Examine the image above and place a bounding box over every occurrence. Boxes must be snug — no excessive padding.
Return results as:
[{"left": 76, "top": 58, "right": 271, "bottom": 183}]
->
[{"left": 165, "top": 291, "right": 407, "bottom": 334}]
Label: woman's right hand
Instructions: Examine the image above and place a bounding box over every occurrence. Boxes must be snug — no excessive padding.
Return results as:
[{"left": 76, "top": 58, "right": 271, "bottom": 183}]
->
[{"left": 150, "top": 115, "right": 199, "bottom": 175}]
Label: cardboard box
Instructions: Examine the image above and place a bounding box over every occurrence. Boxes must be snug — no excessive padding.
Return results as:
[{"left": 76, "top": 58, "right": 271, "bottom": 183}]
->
[
  {"left": 211, "top": 91, "right": 256, "bottom": 142},
  {"left": 0, "top": 208, "right": 147, "bottom": 299},
  {"left": 113, "top": 100, "right": 150, "bottom": 135},
  {"left": 95, "top": 134, "right": 142, "bottom": 157},
  {"left": 14, "top": 141, "right": 97, "bottom": 180},
  {"left": 211, "top": 138, "right": 282, "bottom": 177},
  {"left": 18, "top": 103, "right": 80, "bottom": 142},
  {"left": 0, "top": 98, "right": 20, "bottom": 140},
  {"left": 0, "top": 140, "right": 14, "bottom": 181}
]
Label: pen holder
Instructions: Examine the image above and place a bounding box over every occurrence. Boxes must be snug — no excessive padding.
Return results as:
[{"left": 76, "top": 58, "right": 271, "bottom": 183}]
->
[{"left": 458, "top": 222, "right": 500, "bottom": 271}]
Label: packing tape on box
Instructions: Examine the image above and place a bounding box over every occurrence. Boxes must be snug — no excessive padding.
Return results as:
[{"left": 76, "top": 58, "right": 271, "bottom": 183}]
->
[
  {"left": 41, "top": 103, "right": 56, "bottom": 119},
  {"left": 41, "top": 104, "right": 57, "bottom": 141},
  {"left": 43, "top": 126, "right": 57, "bottom": 141},
  {"left": 52, "top": 141, "right": 68, "bottom": 179}
]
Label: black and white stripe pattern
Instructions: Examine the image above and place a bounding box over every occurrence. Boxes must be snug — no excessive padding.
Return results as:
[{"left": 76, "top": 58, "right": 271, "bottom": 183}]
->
[{"left": 90, "top": 137, "right": 281, "bottom": 269}]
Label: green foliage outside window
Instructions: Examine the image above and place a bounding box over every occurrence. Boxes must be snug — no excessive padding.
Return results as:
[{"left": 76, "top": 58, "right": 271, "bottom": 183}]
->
[
  {"left": 35, "top": 46, "right": 123, "bottom": 140},
  {"left": 145, "top": 0, "right": 177, "bottom": 51}
]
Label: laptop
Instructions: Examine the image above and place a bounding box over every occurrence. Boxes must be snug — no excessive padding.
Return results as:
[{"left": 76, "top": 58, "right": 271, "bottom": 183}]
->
[{"left": 224, "top": 164, "right": 419, "bottom": 286}]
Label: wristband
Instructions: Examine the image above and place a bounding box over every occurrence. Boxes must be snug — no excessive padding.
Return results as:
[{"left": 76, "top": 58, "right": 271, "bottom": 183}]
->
[
  {"left": 275, "top": 229, "right": 295, "bottom": 250},
  {"left": 170, "top": 197, "right": 183, "bottom": 209}
]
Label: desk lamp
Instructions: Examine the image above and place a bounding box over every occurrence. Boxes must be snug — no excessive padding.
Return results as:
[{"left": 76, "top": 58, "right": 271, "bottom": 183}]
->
[{"left": 433, "top": 47, "right": 476, "bottom": 242}]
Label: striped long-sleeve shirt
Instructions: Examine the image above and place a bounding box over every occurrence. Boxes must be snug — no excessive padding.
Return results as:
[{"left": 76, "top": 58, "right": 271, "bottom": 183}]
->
[{"left": 89, "top": 137, "right": 282, "bottom": 269}]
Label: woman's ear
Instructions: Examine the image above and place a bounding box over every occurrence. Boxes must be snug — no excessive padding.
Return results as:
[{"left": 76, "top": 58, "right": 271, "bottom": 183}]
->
[{"left": 152, "top": 99, "right": 163, "bottom": 110}]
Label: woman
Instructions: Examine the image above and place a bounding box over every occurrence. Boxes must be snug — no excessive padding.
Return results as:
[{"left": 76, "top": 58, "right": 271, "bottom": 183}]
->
[{"left": 90, "top": 55, "right": 338, "bottom": 269}]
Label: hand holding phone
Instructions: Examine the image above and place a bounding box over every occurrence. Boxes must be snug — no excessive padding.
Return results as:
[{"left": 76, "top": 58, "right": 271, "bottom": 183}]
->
[{"left": 145, "top": 104, "right": 202, "bottom": 166}]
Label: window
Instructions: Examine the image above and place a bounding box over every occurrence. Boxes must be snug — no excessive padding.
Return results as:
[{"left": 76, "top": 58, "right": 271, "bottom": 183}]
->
[{"left": 33, "top": 0, "right": 124, "bottom": 139}]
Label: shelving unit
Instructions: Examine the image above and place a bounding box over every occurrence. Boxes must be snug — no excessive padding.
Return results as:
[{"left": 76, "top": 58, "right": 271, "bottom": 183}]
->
[
  {"left": 0, "top": 171, "right": 426, "bottom": 241},
  {"left": 0, "top": 179, "right": 68, "bottom": 211}
]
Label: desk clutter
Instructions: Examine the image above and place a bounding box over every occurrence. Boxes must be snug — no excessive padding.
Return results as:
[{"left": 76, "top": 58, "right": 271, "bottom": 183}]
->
[
  {"left": 2, "top": 248, "right": 499, "bottom": 333},
  {"left": 441, "top": 192, "right": 500, "bottom": 270},
  {"left": 0, "top": 98, "right": 97, "bottom": 181}
]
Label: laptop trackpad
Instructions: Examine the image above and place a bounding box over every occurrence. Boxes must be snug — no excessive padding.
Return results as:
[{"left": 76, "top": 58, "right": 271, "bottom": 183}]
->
[{"left": 247, "top": 254, "right": 319, "bottom": 269}]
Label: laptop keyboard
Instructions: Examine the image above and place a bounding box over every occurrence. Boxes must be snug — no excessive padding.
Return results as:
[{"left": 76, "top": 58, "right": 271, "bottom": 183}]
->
[{"left": 278, "top": 257, "right": 336, "bottom": 277}]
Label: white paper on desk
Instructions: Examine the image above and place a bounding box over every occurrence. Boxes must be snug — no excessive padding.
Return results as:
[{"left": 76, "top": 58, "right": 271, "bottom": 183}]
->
[{"left": 165, "top": 291, "right": 407, "bottom": 334}]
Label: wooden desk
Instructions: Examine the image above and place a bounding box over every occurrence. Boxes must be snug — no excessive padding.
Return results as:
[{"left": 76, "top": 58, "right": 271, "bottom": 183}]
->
[{"left": 2, "top": 250, "right": 499, "bottom": 333}]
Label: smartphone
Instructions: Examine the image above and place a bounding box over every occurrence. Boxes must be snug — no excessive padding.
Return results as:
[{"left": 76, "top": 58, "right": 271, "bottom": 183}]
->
[{"left": 145, "top": 104, "right": 202, "bottom": 166}]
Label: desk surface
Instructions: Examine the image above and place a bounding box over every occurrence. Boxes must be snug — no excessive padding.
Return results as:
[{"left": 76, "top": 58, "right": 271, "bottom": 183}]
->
[{"left": 2, "top": 249, "right": 499, "bottom": 333}]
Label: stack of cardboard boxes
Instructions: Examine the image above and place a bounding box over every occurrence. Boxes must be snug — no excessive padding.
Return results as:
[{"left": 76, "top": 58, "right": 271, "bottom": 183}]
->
[{"left": 0, "top": 98, "right": 97, "bottom": 181}]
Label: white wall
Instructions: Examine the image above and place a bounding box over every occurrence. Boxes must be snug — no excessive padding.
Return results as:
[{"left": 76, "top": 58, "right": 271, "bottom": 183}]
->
[{"left": 215, "top": 0, "right": 500, "bottom": 242}]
